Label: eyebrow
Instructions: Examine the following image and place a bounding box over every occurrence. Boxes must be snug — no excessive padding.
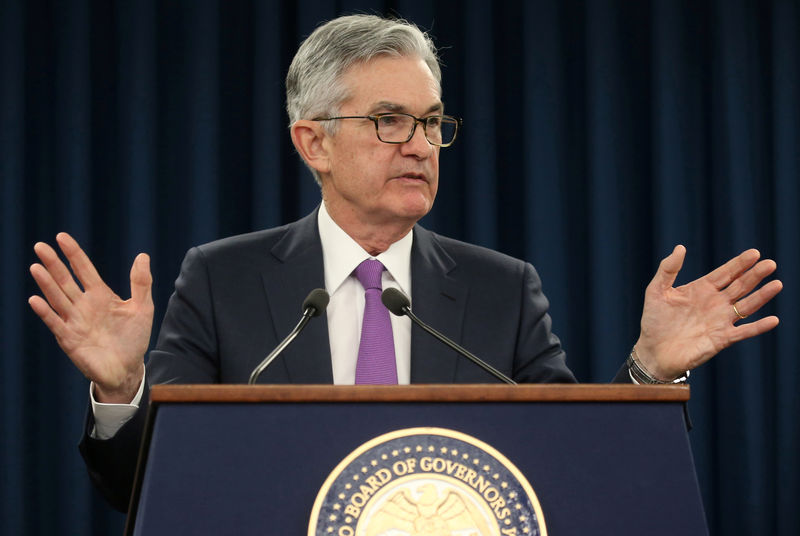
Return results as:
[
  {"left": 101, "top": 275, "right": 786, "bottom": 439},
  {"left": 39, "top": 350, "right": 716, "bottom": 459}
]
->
[{"left": 369, "top": 101, "right": 444, "bottom": 115}]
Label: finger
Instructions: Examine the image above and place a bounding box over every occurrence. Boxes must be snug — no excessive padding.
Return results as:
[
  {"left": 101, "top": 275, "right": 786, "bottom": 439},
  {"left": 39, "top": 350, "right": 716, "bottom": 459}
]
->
[
  {"left": 729, "top": 315, "right": 780, "bottom": 343},
  {"left": 723, "top": 259, "right": 778, "bottom": 301},
  {"left": 732, "top": 279, "right": 783, "bottom": 321},
  {"left": 29, "top": 263, "right": 77, "bottom": 320},
  {"left": 33, "top": 241, "right": 84, "bottom": 302},
  {"left": 705, "top": 249, "right": 760, "bottom": 290},
  {"left": 56, "top": 232, "right": 105, "bottom": 290},
  {"left": 130, "top": 253, "right": 153, "bottom": 306},
  {"left": 650, "top": 245, "right": 686, "bottom": 292},
  {"left": 28, "top": 294, "right": 69, "bottom": 340}
]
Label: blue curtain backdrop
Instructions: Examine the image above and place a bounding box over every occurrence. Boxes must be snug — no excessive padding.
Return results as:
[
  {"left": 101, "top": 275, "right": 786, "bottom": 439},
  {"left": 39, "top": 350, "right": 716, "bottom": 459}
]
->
[{"left": 1, "top": 0, "right": 797, "bottom": 534}]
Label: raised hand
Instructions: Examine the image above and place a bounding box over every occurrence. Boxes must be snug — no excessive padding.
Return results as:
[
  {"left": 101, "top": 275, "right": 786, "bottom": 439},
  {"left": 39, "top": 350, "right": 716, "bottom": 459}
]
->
[
  {"left": 28, "top": 233, "right": 154, "bottom": 403},
  {"left": 634, "top": 245, "right": 782, "bottom": 381}
]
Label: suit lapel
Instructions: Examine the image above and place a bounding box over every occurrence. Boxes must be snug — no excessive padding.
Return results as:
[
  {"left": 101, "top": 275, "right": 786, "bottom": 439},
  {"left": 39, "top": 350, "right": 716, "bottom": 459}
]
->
[
  {"left": 409, "top": 226, "right": 468, "bottom": 383},
  {"left": 259, "top": 209, "right": 333, "bottom": 383}
]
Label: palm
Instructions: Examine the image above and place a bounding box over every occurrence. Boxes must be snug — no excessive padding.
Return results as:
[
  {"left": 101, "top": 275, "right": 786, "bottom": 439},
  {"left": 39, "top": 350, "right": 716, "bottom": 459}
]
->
[
  {"left": 635, "top": 246, "right": 781, "bottom": 380},
  {"left": 55, "top": 283, "right": 151, "bottom": 385}
]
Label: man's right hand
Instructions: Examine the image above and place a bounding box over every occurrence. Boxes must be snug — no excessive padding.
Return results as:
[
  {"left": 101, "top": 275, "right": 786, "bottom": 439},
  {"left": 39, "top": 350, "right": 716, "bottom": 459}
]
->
[{"left": 28, "top": 232, "right": 153, "bottom": 404}]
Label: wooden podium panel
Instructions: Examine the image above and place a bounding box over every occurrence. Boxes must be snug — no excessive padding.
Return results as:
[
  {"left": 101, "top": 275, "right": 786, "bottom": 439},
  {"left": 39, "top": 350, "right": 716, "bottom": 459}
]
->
[{"left": 127, "top": 385, "right": 707, "bottom": 535}]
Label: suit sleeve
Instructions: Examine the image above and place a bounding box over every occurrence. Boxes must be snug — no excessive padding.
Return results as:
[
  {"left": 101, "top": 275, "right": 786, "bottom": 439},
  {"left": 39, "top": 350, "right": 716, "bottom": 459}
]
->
[
  {"left": 148, "top": 246, "right": 222, "bottom": 384},
  {"left": 78, "top": 382, "right": 150, "bottom": 512},
  {"left": 512, "top": 262, "right": 577, "bottom": 383}
]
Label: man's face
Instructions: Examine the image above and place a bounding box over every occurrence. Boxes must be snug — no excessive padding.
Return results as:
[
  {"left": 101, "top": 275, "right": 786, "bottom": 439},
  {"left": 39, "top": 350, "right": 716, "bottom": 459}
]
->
[{"left": 320, "top": 55, "right": 441, "bottom": 230}]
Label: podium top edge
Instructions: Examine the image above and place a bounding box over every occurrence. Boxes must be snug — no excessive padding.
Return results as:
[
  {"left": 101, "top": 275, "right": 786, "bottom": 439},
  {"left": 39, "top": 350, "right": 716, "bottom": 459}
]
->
[{"left": 149, "top": 384, "right": 690, "bottom": 404}]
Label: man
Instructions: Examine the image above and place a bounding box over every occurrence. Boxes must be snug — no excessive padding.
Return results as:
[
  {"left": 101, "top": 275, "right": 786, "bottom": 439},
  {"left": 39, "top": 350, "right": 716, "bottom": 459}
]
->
[{"left": 28, "top": 15, "right": 782, "bottom": 512}]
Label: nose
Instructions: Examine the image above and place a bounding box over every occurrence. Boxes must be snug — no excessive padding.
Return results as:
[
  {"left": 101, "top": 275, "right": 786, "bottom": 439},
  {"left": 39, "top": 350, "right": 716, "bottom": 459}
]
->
[{"left": 399, "top": 121, "right": 434, "bottom": 159}]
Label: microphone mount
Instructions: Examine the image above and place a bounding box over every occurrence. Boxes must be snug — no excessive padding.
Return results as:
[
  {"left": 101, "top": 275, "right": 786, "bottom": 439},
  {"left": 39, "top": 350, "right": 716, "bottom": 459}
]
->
[
  {"left": 248, "top": 288, "right": 329, "bottom": 385},
  {"left": 381, "top": 288, "right": 516, "bottom": 385}
]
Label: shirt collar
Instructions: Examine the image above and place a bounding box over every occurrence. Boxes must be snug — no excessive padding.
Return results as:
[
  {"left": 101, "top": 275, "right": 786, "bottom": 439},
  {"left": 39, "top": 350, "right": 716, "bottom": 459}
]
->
[{"left": 318, "top": 202, "right": 413, "bottom": 296}]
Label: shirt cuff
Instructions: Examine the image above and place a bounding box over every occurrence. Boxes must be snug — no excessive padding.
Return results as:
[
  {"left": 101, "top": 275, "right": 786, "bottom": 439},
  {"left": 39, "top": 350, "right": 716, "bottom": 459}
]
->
[{"left": 89, "top": 367, "right": 146, "bottom": 440}]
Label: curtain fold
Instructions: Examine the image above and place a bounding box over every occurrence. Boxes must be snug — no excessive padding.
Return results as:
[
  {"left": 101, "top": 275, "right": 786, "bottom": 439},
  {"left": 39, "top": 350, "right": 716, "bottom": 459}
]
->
[{"left": 1, "top": 1, "right": 797, "bottom": 534}]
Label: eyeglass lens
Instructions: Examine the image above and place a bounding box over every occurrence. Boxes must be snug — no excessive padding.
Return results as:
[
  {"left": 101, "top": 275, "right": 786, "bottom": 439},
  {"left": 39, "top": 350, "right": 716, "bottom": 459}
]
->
[{"left": 376, "top": 115, "right": 458, "bottom": 145}]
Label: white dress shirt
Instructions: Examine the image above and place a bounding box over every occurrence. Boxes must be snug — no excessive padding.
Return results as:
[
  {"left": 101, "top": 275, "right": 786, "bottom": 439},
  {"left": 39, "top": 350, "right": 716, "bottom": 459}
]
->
[
  {"left": 318, "top": 202, "right": 412, "bottom": 385},
  {"left": 91, "top": 203, "right": 414, "bottom": 438}
]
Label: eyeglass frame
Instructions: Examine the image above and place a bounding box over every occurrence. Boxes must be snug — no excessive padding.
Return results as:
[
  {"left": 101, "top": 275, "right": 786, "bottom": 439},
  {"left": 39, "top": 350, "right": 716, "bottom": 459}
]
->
[{"left": 311, "top": 113, "right": 463, "bottom": 147}]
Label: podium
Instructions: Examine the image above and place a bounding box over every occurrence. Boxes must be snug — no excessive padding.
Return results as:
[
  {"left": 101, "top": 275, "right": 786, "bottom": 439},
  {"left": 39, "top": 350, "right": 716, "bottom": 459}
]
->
[{"left": 125, "top": 384, "right": 707, "bottom": 535}]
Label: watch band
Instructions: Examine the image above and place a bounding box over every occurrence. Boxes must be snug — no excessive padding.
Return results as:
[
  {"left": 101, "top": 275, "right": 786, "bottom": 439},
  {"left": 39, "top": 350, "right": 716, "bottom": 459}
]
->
[{"left": 627, "top": 347, "right": 690, "bottom": 384}]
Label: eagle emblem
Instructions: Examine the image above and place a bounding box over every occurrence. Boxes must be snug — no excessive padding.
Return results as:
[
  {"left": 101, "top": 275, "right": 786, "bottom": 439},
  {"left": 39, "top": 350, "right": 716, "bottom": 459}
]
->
[{"left": 365, "top": 484, "right": 497, "bottom": 536}]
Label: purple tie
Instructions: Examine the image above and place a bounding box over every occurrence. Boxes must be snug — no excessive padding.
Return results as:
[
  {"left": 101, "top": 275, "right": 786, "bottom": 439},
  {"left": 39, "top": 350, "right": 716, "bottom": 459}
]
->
[{"left": 354, "top": 259, "right": 398, "bottom": 384}]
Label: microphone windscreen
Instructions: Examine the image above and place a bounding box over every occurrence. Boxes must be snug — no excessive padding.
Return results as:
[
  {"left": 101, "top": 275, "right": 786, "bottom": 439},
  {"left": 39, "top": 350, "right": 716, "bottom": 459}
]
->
[
  {"left": 303, "top": 288, "right": 330, "bottom": 317},
  {"left": 381, "top": 287, "right": 410, "bottom": 316}
]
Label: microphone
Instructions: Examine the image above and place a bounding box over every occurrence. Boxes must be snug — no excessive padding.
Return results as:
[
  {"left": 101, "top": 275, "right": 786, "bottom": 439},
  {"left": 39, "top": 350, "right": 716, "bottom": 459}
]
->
[
  {"left": 248, "top": 288, "right": 330, "bottom": 384},
  {"left": 381, "top": 288, "right": 516, "bottom": 385}
]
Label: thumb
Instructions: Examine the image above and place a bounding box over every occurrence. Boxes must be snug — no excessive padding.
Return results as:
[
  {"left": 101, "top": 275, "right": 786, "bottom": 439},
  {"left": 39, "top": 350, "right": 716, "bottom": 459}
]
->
[
  {"left": 650, "top": 245, "right": 686, "bottom": 292},
  {"left": 130, "top": 253, "right": 153, "bottom": 306}
]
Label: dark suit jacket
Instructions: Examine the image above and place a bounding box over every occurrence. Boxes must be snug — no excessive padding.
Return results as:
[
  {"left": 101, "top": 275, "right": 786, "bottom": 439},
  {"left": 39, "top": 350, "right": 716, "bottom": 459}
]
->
[{"left": 80, "top": 209, "right": 583, "bottom": 511}]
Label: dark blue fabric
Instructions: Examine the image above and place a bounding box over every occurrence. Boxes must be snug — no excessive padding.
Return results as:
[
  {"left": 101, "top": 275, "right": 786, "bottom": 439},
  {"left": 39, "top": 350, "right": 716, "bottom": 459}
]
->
[{"left": 1, "top": 0, "right": 797, "bottom": 534}]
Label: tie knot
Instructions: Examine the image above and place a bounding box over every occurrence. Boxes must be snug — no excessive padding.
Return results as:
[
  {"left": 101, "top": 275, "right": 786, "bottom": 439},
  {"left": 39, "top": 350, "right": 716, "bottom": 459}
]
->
[{"left": 355, "top": 259, "right": 385, "bottom": 290}]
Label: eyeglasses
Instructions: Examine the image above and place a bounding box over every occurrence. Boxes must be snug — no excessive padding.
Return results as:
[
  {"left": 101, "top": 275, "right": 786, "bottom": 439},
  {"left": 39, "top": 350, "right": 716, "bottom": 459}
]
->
[{"left": 313, "top": 113, "right": 462, "bottom": 147}]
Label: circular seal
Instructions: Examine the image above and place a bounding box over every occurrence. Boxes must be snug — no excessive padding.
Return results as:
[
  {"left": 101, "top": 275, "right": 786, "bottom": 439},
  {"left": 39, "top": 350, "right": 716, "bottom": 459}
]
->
[{"left": 308, "top": 427, "right": 547, "bottom": 536}]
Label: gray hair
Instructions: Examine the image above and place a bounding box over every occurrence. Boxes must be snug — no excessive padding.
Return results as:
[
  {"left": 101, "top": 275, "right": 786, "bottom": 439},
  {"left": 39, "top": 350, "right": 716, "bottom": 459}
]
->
[{"left": 286, "top": 14, "right": 442, "bottom": 184}]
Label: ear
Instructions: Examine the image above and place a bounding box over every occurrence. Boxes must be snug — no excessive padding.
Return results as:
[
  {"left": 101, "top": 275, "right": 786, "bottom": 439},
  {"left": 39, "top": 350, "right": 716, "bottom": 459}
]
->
[{"left": 290, "top": 120, "right": 331, "bottom": 175}]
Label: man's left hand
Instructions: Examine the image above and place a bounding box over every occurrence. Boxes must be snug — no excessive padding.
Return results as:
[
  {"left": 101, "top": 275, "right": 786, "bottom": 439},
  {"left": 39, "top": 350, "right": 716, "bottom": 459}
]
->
[{"left": 634, "top": 245, "right": 782, "bottom": 381}]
